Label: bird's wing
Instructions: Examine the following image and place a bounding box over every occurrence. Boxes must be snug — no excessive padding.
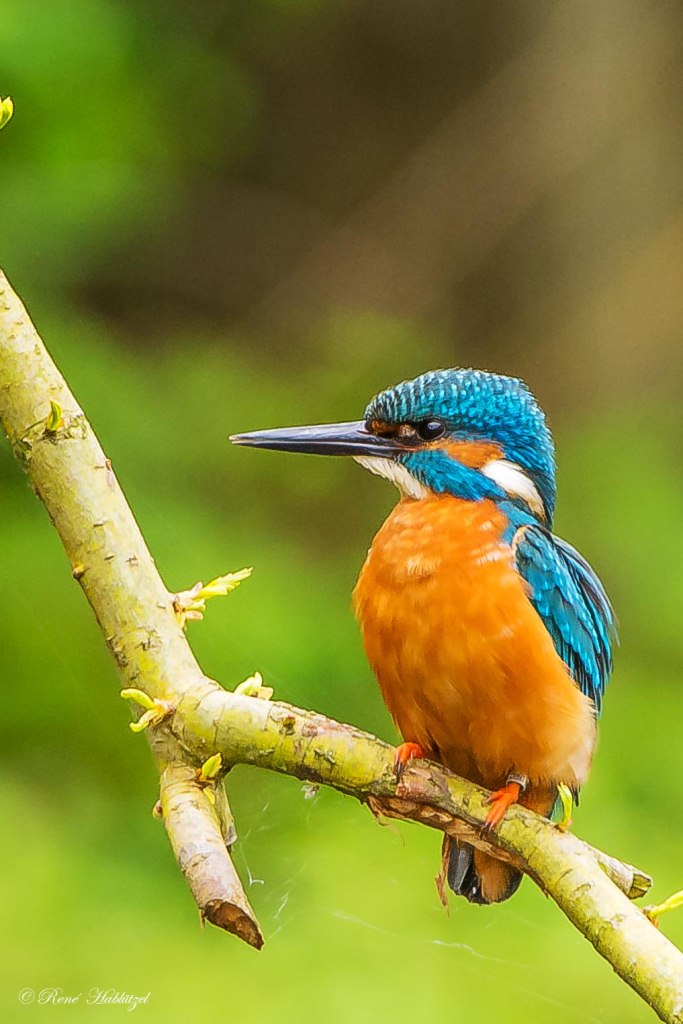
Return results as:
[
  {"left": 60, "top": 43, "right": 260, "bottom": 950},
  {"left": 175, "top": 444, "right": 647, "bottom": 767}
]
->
[{"left": 513, "top": 524, "right": 615, "bottom": 713}]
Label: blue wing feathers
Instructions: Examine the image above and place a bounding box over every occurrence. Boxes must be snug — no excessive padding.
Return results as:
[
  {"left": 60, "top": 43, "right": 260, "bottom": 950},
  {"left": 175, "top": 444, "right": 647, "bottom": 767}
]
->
[{"left": 513, "top": 525, "right": 615, "bottom": 714}]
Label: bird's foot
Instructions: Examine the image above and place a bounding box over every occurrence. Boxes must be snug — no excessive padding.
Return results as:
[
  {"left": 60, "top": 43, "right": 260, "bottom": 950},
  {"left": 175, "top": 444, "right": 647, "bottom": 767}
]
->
[
  {"left": 394, "top": 741, "right": 425, "bottom": 779},
  {"left": 555, "top": 783, "right": 574, "bottom": 831},
  {"left": 483, "top": 774, "right": 527, "bottom": 831}
]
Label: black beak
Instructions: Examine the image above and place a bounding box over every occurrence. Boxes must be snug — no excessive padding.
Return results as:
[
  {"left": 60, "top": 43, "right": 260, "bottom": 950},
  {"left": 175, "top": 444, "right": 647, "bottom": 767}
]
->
[{"left": 230, "top": 420, "right": 400, "bottom": 458}]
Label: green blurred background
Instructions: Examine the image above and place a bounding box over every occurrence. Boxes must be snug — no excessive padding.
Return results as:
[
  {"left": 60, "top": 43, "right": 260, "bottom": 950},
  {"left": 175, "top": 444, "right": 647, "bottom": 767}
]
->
[{"left": 2, "top": 2, "right": 683, "bottom": 1021}]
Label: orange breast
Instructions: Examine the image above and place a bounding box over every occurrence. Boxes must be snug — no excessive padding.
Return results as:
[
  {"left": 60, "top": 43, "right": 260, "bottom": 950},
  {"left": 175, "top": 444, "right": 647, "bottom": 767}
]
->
[{"left": 353, "top": 495, "right": 595, "bottom": 791}]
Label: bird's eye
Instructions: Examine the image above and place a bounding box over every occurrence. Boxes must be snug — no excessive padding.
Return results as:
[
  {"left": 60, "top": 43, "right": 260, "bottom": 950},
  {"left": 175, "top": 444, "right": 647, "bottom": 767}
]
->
[{"left": 416, "top": 420, "right": 446, "bottom": 441}]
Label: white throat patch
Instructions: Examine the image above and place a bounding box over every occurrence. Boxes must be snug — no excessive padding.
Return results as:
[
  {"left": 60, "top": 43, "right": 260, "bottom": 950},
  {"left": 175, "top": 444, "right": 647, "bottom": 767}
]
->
[
  {"left": 481, "top": 458, "right": 545, "bottom": 518},
  {"left": 354, "top": 456, "right": 428, "bottom": 500}
]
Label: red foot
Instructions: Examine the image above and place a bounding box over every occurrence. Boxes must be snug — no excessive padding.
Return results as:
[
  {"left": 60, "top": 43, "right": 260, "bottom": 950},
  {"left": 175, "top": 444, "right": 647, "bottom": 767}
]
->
[
  {"left": 394, "top": 741, "right": 425, "bottom": 777},
  {"left": 483, "top": 782, "right": 521, "bottom": 831}
]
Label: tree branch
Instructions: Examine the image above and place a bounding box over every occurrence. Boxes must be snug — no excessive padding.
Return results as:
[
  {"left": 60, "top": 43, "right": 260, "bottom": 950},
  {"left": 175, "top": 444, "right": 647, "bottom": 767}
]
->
[
  {"left": 172, "top": 689, "right": 651, "bottom": 899},
  {"left": 156, "top": 756, "right": 262, "bottom": 948},
  {"left": 0, "top": 268, "right": 259, "bottom": 947},
  {"left": 1, "top": 268, "right": 681, "bottom": 1023}
]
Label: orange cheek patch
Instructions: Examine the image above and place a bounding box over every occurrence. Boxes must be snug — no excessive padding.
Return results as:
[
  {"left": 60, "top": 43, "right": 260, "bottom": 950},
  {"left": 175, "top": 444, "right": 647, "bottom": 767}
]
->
[{"left": 442, "top": 440, "right": 504, "bottom": 468}]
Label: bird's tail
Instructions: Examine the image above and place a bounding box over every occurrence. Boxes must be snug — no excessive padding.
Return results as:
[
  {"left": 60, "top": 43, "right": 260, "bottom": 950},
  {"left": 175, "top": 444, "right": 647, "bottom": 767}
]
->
[{"left": 446, "top": 840, "right": 523, "bottom": 904}]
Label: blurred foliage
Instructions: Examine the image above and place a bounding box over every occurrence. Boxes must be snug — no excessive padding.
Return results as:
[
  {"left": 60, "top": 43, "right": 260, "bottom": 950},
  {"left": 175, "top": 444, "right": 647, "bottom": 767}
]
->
[{"left": 2, "top": 1, "right": 683, "bottom": 1022}]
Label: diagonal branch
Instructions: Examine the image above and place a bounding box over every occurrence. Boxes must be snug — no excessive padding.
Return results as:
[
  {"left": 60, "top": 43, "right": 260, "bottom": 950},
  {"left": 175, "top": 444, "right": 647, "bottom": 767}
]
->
[
  {"left": 1, "top": 268, "right": 681, "bottom": 1024},
  {"left": 0, "top": 268, "right": 261, "bottom": 949}
]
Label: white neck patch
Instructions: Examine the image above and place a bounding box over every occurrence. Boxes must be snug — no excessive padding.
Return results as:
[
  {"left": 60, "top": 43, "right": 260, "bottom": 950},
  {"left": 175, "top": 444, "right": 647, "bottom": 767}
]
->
[
  {"left": 481, "top": 458, "right": 545, "bottom": 518},
  {"left": 354, "top": 456, "right": 428, "bottom": 500}
]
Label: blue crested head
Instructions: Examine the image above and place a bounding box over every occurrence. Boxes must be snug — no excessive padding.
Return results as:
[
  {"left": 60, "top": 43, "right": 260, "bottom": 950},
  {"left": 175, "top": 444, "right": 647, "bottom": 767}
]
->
[
  {"left": 363, "top": 368, "right": 556, "bottom": 523},
  {"left": 231, "top": 367, "right": 556, "bottom": 525}
]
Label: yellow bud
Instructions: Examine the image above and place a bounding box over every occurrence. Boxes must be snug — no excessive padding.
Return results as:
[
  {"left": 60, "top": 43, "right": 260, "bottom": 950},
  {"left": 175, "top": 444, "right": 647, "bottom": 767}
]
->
[
  {"left": 645, "top": 889, "right": 683, "bottom": 921},
  {"left": 130, "top": 709, "right": 155, "bottom": 732},
  {"left": 200, "top": 753, "right": 222, "bottom": 781},
  {"left": 235, "top": 671, "right": 263, "bottom": 696},
  {"left": 234, "top": 671, "right": 272, "bottom": 700},
  {"left": 46, "top": 401, "right": 64, "bottom": 432},
  {"left": 120, "top": 688, "right": 156, "bottom": 711},
  {"left": 198, "top": 567, "right": 253, "bottom": 599},
  {"left": 0, "top": 96, "right": 13, "bottom": 131}
]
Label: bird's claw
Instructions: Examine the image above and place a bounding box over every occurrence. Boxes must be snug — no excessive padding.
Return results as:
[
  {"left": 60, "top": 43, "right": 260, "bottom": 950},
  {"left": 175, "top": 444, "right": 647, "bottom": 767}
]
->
[
  {"left": 394, "top": 741, "right": 425, "bottom": 780},
  {"left": 483, "top": 781, "right": 522, "bottom": 833}
]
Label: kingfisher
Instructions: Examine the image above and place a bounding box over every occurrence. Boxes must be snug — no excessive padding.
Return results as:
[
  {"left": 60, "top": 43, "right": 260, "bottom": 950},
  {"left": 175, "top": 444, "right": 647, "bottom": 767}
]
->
[{"left": 230, "top": 368, "right": 615, "bottom": 904}]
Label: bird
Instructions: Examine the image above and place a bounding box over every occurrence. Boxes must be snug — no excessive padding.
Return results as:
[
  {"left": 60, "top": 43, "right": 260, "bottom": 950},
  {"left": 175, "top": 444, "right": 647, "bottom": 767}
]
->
[{"left": 230, "top": 368, "right": 615, "bottom": 904}]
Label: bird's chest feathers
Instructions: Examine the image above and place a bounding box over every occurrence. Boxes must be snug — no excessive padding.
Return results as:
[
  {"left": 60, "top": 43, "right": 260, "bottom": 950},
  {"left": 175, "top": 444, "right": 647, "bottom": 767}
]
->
[
  {"left": 353, "top": 496, "right": 518, "bottom": 682},
  {"left": 352, "top": 495, "right": 591, "bottom": 787}
]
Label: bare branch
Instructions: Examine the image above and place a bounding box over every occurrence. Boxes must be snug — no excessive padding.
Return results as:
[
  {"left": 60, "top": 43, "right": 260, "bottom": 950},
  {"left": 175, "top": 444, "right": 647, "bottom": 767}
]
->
[
  {"left": 0, "top": 268, "right": 256, "bottom": 944},
  {"left": 157, "top": 758, "right": 262, "bottom": 948}
]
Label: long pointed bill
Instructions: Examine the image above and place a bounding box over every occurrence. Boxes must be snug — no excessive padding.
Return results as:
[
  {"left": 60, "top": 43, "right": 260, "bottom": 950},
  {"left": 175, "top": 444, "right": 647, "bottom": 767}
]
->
[{"left": 230, "top": 420, "right": 400, "bottom": 458}]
